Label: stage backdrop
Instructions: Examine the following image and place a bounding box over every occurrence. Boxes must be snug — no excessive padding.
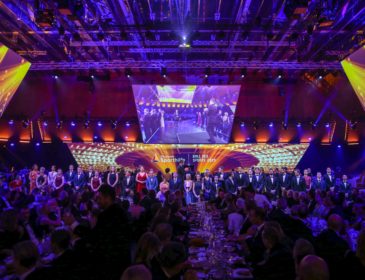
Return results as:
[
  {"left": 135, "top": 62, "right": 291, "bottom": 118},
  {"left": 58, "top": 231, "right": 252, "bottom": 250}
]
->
[{"left": 67, "top": 143, "right": 309, "bottom": 172}]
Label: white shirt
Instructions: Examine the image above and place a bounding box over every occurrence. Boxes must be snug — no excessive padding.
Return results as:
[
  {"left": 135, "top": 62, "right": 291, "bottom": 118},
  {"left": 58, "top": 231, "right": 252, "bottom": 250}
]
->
[{"left": 228, "top": 212, "right": 244, "bottom": 236}]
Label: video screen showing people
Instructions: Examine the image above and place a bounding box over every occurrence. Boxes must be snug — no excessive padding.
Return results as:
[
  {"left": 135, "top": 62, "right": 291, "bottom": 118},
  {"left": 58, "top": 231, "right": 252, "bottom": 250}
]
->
[{"left": 132, "top": 85, "right": 240, "bottom": 144}]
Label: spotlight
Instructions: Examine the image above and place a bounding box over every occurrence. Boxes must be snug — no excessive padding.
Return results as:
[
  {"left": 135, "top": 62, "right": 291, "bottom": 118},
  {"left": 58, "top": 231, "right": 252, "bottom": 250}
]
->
[
  {"left": 240, "top": 68, "right": 247, "bottom": 78},
  {"left": 43, "top": 121, "right": 48, "bottom": 127},
  {"left": 269, "top": 122, "right": 274, "bottom": 128},
  {"left": 125, "top": 136, "right": 129, "bottom": 140},
  {"left": 319, "top": 75, "right": 323, "bottom": 80},
  {"left": 97, "top": 121, "right": 103, "bottom": 127},
  {"left": 91, "top": 75, "right": 95, "bottom": 79},
  {"left": 310, "top": 121, "right": 317, "bottom": 130},
  {"left": 282, "top": 122, "right": 288, "bottom": 130},
  {"left": 10, "top": 142, "right": 15, "bottom": 147},
  {"left": 22, "top": 120, "right": 29, "bottom": 128},
  {"left": 53, "top": 75, "right": 58, "bottom": 79},
  {"left": 253, "top": 121, "right": 258, "bottom": 130},
  {"left": 240, "top": 122, "right": 245, "bottom": 128},
  {"left": 63, "top": 135, "right": 68, "bottom": 139},
  {"left": 204, "top": 67, "right": 211, "bottom": 78},
  {"left": 56, "top": 121, "right": 63, "bottom": 129},
  {"left": 8, "top": 120, "right": 14, "bottom": 125},
  {"left": 84, "top": 120, "right": 90, "bottom": 129},
  {"left": 70, "top": 121, "right": 76, "bottom": 127},
  {"left": 161, "top": 67, "right": 167, "bottom": 77},
  {"left": 125, "top": 121, "right": 131, "bottom": 127},
  {"left": 308, "top": 137, "right": 312, "bottom": 141},
  {"left": 337, "top": 144, "right": 342, "bottom": 148},
  {"left": 278, "top": 75, "right": 282, "bottom": 79},
  {"left": 325, "top": 123, "right": 330, "bottom": 128},
  {"left": 125, "top": 68, "right": 132, "bottom": 78},
  {"left": 94, "top": 136, "right": 98, "bottom": 140},
  {"left": 296, "top": 122, "right": 301, "bottom": 128},
  {"left": 111, "top": 120, "right": 117, "bottom": 129},
  {"left": 182, "top": 35, "right": 186, "bottom": 41},
  {"left": 35, "top": 142, "right": 40, "bottom": 147}
]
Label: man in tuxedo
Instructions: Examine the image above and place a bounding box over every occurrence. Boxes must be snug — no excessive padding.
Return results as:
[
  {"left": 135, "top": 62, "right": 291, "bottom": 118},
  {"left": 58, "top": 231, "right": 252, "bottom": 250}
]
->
[
  {"left": 323, "top": 167, "right": 335, "bottom": 190},
  {"left": 336, "top": 174, "right": 352, "bottom": 195},
  {"left": 146, "top": 169, "right": 158, "bottom": 191},
  {"left": 245, "top": 207, "right": 266, "bottom": 264},
  {"left": 279, "top": 167, "right": 291, "bottom": 190},
  {"left": 252, "top": 167, "right": 265, "bottom": 192},
  {"left": 245, "top": 168, "right": 254, "bottom": 187},
  {"left": 265, "top": 168, "right": 279, "bottom": 196},
  {"left": 225, "top": 172, "right": 237, "bottom": 194},
  {"left": 235, "top": 166, "right": 246, "bottom": 190},
  {"left": 177, "top": 160, "right": 185, "bottom": 180},
  {"left": 73, "top": 167, "right": 86, "bottom": 191},
  {"left": 169, "top": 172, "right": 183, "bottom": 193},
  {"left": 291, "top": 169, "right": 306, "bottom": 192},
  {"left": 85, "top": 165, "right": 94, "bottom": 186},
  {"left": 122, "top": 171, "right": 135, "bottom": 195},
  {"left": 212, "top": 175, "right": 222, "bottom": 198},
  {"left": 215, "top": 166, "right": 226, "bottom": 189},
  {"left": 312, "top": 172, "right": 327, "bottom": 192},
  {"left": 64, "top": 164, "right": 76, "bottom": 186}
]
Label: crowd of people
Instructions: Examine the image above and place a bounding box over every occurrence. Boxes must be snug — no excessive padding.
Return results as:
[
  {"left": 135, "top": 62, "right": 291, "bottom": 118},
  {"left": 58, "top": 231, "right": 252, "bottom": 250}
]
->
[{"left": 0, "top": 161, "right": 365, "bottom": 280}]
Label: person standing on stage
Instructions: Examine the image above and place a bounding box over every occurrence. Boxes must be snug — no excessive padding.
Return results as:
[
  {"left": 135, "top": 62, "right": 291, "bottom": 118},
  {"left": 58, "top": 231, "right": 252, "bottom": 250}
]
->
[
  {"left": 91, "top": 171, "right": 102, "bottom": 192},
  {"left": 48, "top": 165, "right": 57, "bottom": 189},
  {"left": 74, "top": 166, "right": 86, "bottom": 191},
  {"left": 193, "top": 173, "right": 203, "bottom": 202},
  {"left": 136, "top": 166, "right": 147, "bottom": 193},
  {"left": 146, "top": 169, "right": 158, "bottom": 191},
  {"left": 184, "top": 174, "right": 194, "bottom": 205},
  {"left": 28, "top": 164, "right": 39, "bottom": 194},
  {"left": 64, "top": 164, "right": 76, "bottom": 186},
  {"left": 36, "top": 167, "right": 48, "bottom": 192},
  {"left": 107, "top": 166, "right": 119, "bottom": 188},
  {"left": 53, "top": 169, "right": 65, "bottom": 190},
  {"left": 206, "top": 97, "right": 219, "bottom": 143}
]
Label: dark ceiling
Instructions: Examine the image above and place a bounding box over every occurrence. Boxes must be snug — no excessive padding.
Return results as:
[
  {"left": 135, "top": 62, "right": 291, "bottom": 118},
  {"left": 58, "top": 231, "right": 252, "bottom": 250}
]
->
[{"left": 0, "top": 0, "right": 364, "bottom": 71}]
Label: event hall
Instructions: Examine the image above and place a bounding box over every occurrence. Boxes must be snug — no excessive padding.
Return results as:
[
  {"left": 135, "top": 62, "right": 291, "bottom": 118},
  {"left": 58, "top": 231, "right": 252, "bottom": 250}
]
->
[{"left": 0, "top": 1, "right": 365, "bottom": 279}]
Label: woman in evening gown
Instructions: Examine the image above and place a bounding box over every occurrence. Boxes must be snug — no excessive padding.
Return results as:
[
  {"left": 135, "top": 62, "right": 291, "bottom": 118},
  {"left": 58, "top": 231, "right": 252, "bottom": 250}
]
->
[
  {"left": 184, "top": 174, "right": 194, "bottom": 205},
  {"left": 29, "top": 164, "right": 39, "bottom": 193},
  {"left": 91, "top": 171, "right": 102, "bottom": 192},
  {"left": 193, "top": 173, "right": 203, "bottom": 202},
  {"left": 136, "top": 165, "right": 147, "bottom": 193}
]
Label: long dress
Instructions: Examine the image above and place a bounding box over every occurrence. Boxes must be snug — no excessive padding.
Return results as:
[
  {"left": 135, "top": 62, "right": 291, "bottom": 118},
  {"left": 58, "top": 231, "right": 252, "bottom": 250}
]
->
[
  {"left": 54, "top": 176, "right": 64, "bottom": 190},
  {"left": 184, "top": 180, "right": 194, "bottom": 205},
  {"left": 91, "top": 177, "right": 102, "bottom": 192},
  {"left": 193, "top": 181, "right": 203, "bottom": 202},
  {"left": 136, "top": 172, "right": 147, "bottom": 193},
  {"left": 29, "top": 170, "right": 38, "bottom": 193}
]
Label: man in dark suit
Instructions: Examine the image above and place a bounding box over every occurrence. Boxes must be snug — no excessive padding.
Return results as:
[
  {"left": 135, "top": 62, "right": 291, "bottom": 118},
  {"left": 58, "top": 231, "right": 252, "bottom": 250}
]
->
[
  {"left": 215, "top": 166, "right": 226, "bottom": 189},
  {"left": 265, "top": 168, "right": 279, "bottom": 196},
  {"left": 291, "top": 169, "right": 306, "bottom": 192},
  {"left": 64, "top": 164, "right": 76, "bottom": 186},
  {"left": 212, "top": 175, "right": 222, "bottom": 197},
  {"left": 245, "top": 207, "right": 266, "bottom": 265},
  {"left": 122, "top": 171, "right": 135, "bottom": 195},
  {"left": 169, "top": 172, "right": 183, "bottom": 193},
  {"left": 73, "top": 167, "right": 86, "bottom": 191},
  {"left": 177, "top": 161, "right": 185, "bottom": 180},
  {"left": 235, "top": 166, "right": 246, "bottom": 189},
  {"left": 225, "top": 172, "right": 237, "bottom": 194},
  {"left": 84, "top": 165, "right": 94, "bottom": 186},
  {"left": 279, "top": 167, "right": 291, "bottom": 190},
  {"left": 252, "top": 167, "right": 265, "bottom": 192},
  {"left": 323, "top": 167, "right": 335, "bottom": 190},
  {"left": 312, "top": 172, "right": 327, "bottom": 191},
  {"left": 336, "top": 174, "right": 352, "bottom": 195}
]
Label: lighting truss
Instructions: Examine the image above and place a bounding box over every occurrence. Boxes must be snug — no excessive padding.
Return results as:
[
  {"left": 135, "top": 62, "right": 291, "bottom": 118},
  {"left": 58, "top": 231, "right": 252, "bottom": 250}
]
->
[{"left": 30, "top": 60, "right": 343, "bottom": 71}]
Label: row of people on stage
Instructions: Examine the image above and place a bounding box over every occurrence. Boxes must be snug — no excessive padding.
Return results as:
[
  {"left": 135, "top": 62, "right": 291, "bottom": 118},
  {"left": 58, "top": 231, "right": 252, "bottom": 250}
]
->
[{"left": 1, "top": 162, "right": 356, "bottom": 206}]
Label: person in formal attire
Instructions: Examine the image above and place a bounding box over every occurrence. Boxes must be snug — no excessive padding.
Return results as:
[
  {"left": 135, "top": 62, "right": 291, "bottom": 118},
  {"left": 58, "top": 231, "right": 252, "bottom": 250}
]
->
[
  {"left": 184, "top": 174, "right": 194, "bottom": 205},
  {"left": 107, "top": 166, "right": 119, "bottom": 191},
  {"left": 312, "top": 172, "right": 327, "bottom": 192},
  {"left": 73, "top": 166, "right": 86, "bottom": 191},
  {"left": 212, "top": 175, "right": 222, "bottom": 198},
  {"left": 28, "top": 164, "right": 39, "bottom": 193},
  {"left": 336, "top": 174, "right": 352, "bottom": 195},
  {"left": 253, "top": 167, "right": 265, "bottom": 192},
  {"left": 11, "top": 240, "right": 41, "bottom": 280},
  {"left": 146, "top": 169, "right": 158, "bottom": 191},
  {"left": 279, "top": 167, "right": 291, "bottom": 190},
  {"left": 206, "top": 97, "right": 218, "bottom": 143},
  {"left": 136, "top": 166, "right": 147, "bottom": 193},
  {"left": 156, "top": 178, "right": 169, "bottom": 202},
  {"left": 297, "top": 255, "right": 329, "bottom": 280},
  {"left": 122, "top": 171, "right": 135, "bottom": 196},
  {"left": 85, "top": 165, "right": 94, "bottom": 187},
  {"left": 36, "top": 167, "right": 48, "bottom": 192},
  {"left": 64, "top": 164, "right": 76, "bottom": 186},
  {"left": 193, "top": 173, "right": 203, "bottom": 202},
  {"left": 303, "top": 169, "right": 312, "bottom": 192},
  {"left": 164, "top": 168, "right": 172, "bottom": 182},
  {"left": 291, "top": 169, "right": 306, "bottom": 192},
  {"left": 265, "top": 168, "right": 279, "bottom": 197},
  {"left": 53, "top": 169, "right": 65, "bottom": 190},
  {"left": 323, "top": 167, "right": 335, "bottom": 191},
  {"left": 91, "top": 171, "right": 102, "bottom": 192},
  {"left": 47, "top": 165, "right": 57, "bottom": 189},
  {"left": 169, "top": 172, "right": 182, "bottom": 193},
  {"left": 177, "top": 160, "right": 185, "bottom": 180},
  {"left": 225, "top": 172, "right": 237, "bottom": 195},
  {"left": 202, "top": 172, "right": 214, "bottom": 201},
  {"left": 215, "top": 166, "right": 226, "bottom": 189},
  {"left": 235, "top": 166, "right": 246, "bottom": 190}
]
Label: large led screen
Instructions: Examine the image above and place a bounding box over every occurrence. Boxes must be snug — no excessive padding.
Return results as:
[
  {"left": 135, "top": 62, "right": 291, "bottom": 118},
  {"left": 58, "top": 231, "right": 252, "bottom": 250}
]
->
[
  {"left": 132, "top": 85, "right": 240, "bottom": 144},
  {"left": 342, "top": 46, "right": 365, "bottom": 111},
  {"left": 0, "top": 44, "right": 31, "bottom": 118},
  {"left": 68, "top": 143, "right": 309, "bottom": 172}
]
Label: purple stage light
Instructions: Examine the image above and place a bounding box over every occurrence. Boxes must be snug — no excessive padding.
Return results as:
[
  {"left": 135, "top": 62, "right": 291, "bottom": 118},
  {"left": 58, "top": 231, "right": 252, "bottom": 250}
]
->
[
  {"left": 43, "top": 121, "right": 48, "bottom": 127},
  {"left": 36, "top": 142, "right": 40, "bottom": 147},
  {"left": 10, "top": 142, "right": 15, "bottom": 147},
  {"left": 240, "top": 122, "right": 245, "bottom": 127},
  {"left": 125, "top": 122, "right": 131, "bottom": 127},
  {"left": 269, "top": 122, "right": 274, "bottom": 128},
  {"left": 94, "top": 136, "right": 98, "bottom": 140},
  {"left": 337, "top": 145, "right": 342, "bottom": 148},
  {"left": 325, "top": 123, "right": 330, "bottom": 128},
  {"left": 8, "top": 120, "right": 14, "bottom": 125},
  {"left": 296, "top": 122, "right": 301, "bottom": 128},
  {"left": 97, "top": 121, "right": 103, "bottom": 127},
  {"left": 70, "top": 121, "right": 76, "bottom": 127}
]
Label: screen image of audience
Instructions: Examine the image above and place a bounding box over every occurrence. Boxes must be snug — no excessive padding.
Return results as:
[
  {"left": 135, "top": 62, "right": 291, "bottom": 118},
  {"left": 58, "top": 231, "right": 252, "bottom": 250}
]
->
[{"left": 1, "top": 162, "right": 365, "bottom": 280}]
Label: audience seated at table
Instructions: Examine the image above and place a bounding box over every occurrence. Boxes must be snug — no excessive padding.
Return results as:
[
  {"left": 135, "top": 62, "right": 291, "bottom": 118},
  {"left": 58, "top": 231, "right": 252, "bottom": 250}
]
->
[{"left": 0, "top": 164, "right": 365, "bottom": 279}]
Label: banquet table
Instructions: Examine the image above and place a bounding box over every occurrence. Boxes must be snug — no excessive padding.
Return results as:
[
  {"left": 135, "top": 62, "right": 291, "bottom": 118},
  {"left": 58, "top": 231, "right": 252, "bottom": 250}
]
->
[{"left": 187, "top": 202, "right": 253, "bottom": 279}]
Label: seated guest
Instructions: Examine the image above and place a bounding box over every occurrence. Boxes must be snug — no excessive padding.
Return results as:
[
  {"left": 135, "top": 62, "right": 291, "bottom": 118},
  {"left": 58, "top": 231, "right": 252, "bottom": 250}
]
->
[
  {"left": 154, "top": 223, "right": 173, "bottom": 245},
  {"left": 245, "top": 206, "right": 266, "bottom": 264},
  {"left": 253, "top": 223, "right": 296, "bottom": 280},
  {"left": 293, "top": 238, "right": 315, "bottom": 274},
  {"left": 11, "top": 240, "right": 39, "bottom": 279},
  {"left": 315, "top": 214, "right": 350, "bottom": 280},
  {"left": 228, "top": 198, "right": 245, "bottom": 236},
  {"left": 121, "top": 264, "right": 152, "bottom": 280},
  {"left": 0, "top": 209, "right": 29, "bottom": 251},
  {"left": 297, "top": 255, "right": 329, "bottom": 280},
  {"left": 135, "top": 232, "right": 162, "bottom": 269}
]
